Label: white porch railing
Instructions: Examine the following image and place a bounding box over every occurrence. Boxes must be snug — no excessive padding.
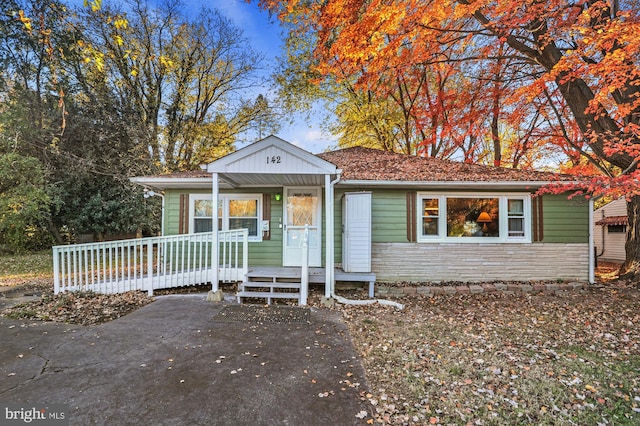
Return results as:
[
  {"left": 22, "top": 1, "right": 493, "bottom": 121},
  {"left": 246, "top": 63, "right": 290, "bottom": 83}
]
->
[{"left": 53, "top": 230, "right": 248, "bottom": 295}]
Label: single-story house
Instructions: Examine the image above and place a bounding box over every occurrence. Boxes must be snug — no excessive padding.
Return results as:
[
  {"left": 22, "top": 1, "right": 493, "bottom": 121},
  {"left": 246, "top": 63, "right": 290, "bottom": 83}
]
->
[
  {"left": 594, "top": 197, "right": 628, "bottom": 263},
  {"left": 127, "top": 135, "right": 594, "bottom": 302}
]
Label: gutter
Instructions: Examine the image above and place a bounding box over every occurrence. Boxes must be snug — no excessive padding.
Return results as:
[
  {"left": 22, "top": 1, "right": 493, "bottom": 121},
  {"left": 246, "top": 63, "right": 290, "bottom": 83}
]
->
[
  {"left": 336, "top": 179, "right": 583, "bottom": 190},
  {"left": 130, "top": 176, "right": 215, "bottom": 190}
]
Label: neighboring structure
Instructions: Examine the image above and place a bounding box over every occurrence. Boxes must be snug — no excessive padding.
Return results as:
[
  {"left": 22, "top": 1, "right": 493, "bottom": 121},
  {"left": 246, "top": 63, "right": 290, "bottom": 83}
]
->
[
  {"left": 130, "top": 135, "right": 594, "bottom": 297},
  {"left": 594, "top": 197, "right": 628, "bottom": 263}
]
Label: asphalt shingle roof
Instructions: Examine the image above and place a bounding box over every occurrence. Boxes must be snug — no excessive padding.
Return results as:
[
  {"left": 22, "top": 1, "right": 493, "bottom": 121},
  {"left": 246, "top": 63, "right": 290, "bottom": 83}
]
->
[
  {"left": 144, "top": 146, "right": 577, "bottom": 183},
  {"left": 595, "top": 216, "right": 628, "bottom": 226},
  {"left": 316, "top": 147, "right": 576, "bottom": 182}
]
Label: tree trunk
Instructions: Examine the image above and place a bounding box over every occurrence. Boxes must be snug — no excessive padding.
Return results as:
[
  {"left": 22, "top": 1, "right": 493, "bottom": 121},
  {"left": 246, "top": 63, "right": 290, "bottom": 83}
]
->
[
  {"left": 620, "top": 195, "right": 640, "bottom": 284},
  {"left": 491, "top": 101, "right": 501, "bottom": 167},
  {"left": 47, "top": 219, "right": 65, "bottom": 245}
]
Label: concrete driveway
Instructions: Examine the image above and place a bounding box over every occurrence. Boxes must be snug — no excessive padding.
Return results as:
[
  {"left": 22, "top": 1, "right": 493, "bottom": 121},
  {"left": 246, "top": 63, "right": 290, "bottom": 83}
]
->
[{"left": 0, "top": 295, "right": 371, "bottom": 425}]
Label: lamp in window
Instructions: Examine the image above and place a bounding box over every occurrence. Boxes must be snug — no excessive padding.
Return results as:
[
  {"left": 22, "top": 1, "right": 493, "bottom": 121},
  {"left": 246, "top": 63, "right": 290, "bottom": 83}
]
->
[{"left": 477, "top": 211, "right": 492, "bottom": 232}]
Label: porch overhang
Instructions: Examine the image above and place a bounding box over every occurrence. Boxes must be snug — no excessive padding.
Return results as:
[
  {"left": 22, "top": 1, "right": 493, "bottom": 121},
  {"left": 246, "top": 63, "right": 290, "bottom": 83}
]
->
[
  {"left": 207, "top": 135, "right": 341, "bottom": 300},
  {"left": 215, "top": 172, "right": 334, "bottom": 188},
  {"left": 129, "top": 173, "right": 335, "bottom": 190}
]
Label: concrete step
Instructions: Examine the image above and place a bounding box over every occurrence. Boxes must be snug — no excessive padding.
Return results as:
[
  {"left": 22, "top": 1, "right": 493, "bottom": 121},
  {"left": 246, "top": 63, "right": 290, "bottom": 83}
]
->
[
  {"left": 240, "top": 281, "right": 301, "bottom": 291},
  {"left": 236, "top": 291, "right": 301, "bottom": 305},
  {"left": 246, "top": 271, "right": 303, "bottom": 280}
]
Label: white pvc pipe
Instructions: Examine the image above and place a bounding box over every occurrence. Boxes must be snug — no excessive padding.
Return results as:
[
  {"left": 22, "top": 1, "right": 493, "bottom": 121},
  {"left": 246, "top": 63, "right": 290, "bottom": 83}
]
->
[{"left": 332, "top": 293, "right": 404, "bottom": 310}]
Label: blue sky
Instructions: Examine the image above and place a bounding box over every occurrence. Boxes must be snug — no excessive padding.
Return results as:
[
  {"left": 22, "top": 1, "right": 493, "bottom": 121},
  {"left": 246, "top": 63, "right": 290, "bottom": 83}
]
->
[
  {"left": 199, "top": 1, "right": 334, "bottom": 153},
  {"left": 72, "top": 0, "right": 335, "bottom": 153}
]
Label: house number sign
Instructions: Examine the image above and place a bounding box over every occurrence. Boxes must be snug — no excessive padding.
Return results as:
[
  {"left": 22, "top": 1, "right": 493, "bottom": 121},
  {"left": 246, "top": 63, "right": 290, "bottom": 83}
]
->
[{"left": 266, "top": 155, "right": 282, "bottom": 164}]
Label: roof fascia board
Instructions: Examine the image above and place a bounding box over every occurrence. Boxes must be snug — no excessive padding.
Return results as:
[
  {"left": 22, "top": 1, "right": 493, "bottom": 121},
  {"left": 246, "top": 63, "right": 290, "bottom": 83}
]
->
[
  {"left": 130, "top": 177, "right": 217, "bottom": 190},
  {"left": 130, "top": 177, "right": 210, "bottom": 186}
]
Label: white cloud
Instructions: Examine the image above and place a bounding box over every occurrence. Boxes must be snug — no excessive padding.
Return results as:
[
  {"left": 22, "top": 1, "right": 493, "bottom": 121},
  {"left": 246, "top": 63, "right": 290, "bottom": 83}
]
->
[
  {"left": 279, "top": 125, "right": 336, "bottom": 154},
  {"left": 203, "top": 0, "right": 252, "bottom": 27}
]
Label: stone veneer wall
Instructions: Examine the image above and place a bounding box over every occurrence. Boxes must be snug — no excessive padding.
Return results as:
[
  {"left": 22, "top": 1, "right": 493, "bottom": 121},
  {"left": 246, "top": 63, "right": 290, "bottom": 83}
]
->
[{"left": 371, "top": 242, "right": 589, "bottom": 283}]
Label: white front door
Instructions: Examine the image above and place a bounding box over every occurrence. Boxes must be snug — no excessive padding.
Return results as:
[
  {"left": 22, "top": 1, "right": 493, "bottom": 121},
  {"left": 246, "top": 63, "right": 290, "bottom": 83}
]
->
[{"left": 283, "top": 187, "right": 322, "bottom": 267}]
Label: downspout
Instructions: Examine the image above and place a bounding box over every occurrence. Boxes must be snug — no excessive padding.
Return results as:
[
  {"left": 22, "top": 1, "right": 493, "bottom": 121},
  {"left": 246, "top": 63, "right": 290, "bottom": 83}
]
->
[
  {"left": 144, "top": 189, "right": 165, "bottom": 236},
  {"left": 592, "top": 196, "right": 606, "bottom": 280},
  {"left": 597, "top": 210, "right": 606, "bottom": 258},
  {"left": 143, "top": 188, "right": 166, "bottom": 290},
  {"left": 325, "top": 172, "right": 341, "bottom": 298},
  {"left": 327, "top": 173, "right": 404, "bottom": 310}
]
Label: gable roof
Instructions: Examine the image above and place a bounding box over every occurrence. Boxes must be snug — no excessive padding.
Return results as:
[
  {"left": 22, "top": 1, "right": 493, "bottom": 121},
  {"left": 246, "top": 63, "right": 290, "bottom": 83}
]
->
[
  {"left": 207, "top": 135, "right": 337, "bottom": 176},
  {"left": 317, "top": 147, "right": 576, "bottom": 183}
]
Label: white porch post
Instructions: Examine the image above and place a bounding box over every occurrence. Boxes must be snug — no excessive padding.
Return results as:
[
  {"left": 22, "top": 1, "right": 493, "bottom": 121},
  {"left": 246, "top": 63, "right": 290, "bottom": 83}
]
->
[
  {"left": 211, "top": 172, "right": 220, "bottom": 291},
  {"left": 300, "top": 225, "right": 309, "bottom": 305},
  {"left": 325, "top": 173, "right": 334, "bottom": 298}
]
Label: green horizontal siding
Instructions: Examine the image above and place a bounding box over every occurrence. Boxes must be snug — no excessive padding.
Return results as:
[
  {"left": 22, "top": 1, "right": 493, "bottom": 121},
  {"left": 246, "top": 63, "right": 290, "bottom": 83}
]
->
[
  {"left": 333, "top": 190, "right": 344, "bottom": 263},
  {"left": 163, "top": 189, "right": 284, "bottom": 267},
  {"left": 250, "top": 191, "right": 283, "bottom": 267},
  {"left": 336, "top": 189, "right": 589, "bottom": 245},
  {"left": 540, "top": 194, "right": 589, "bottom": 243},
  {"left": 163, "top": 187, "right": 590, "bottom": 270},
  {"left": 371, "top": 190, "right": 408, "bottom": 243},
  {"left": 333, "top": 189, "right": 408, "bottom": 261},
  {"left": 163, "top": 190, "right": 180, "bottom": 236}
]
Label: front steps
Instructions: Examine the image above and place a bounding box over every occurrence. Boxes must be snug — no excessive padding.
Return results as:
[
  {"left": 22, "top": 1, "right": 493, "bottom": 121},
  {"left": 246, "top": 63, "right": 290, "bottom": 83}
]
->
[
  {"left": 235, "top": 267, "right": 377, "bottom": 305},
  {"left": 236, "top": 270, "right": 302, "bottom": 305}
]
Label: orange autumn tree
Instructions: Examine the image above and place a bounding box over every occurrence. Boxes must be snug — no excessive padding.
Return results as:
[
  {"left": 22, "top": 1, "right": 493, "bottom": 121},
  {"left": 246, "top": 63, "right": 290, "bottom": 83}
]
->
[
  {"left": 260, "top": 0, "right": 640, "bottom": 280},
  {"left": 270, "top": 1, "right": 562, "bottom": 166}
]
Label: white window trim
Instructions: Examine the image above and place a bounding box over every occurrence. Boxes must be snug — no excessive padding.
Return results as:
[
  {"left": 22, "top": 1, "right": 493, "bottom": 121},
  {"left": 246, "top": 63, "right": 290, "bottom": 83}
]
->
[
  {"left": 416, "top": 192, "right": 532, "bottom": 243},
  {"left": 189, "top": 193, "right": 263, "bottom": 242}
]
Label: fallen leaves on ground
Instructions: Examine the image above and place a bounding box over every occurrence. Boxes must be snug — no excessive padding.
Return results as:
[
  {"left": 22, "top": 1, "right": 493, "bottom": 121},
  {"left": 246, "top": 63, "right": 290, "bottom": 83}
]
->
[
  {"left": 597, "top": 261, "right": 626, "bottom": 283},
  {"left": 2, "top": 265, "right": 638, "bottom": 424},
  {"left": 334, "top": 287, "right": 640, "bottom": 425},
  {"left": 1, "top": 291, "right": 153, "bottom": 325},
  {"left": 0, "top": 275, "right": 53, "bottom": 292}
]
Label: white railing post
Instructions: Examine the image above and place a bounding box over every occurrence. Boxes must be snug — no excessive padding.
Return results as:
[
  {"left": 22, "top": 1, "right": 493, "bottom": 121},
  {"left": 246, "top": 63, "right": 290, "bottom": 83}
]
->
[
  {"left": 53, "top": 246, "right": 61, "bottom": 294},
  {"left": 242, "top": 229, "right": 249, "bottom": 281},
  {"left": 300, "top": 225, "right": 309, "bottom": 306},
  {"left": 147, "top": 239, "right": 154, "bottom": 296}
]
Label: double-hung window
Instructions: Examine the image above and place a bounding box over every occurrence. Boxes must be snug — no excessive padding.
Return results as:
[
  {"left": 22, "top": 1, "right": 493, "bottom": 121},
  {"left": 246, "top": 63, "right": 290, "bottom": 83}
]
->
[
  {"left": 417, "top": 193, "right": 530, "bottom": 242},
  {"left": 189, "top": 194, "right": 262, "bottom": 241},
  {"left": 193, "top": 196, "right": 215, "bottom": 233}
]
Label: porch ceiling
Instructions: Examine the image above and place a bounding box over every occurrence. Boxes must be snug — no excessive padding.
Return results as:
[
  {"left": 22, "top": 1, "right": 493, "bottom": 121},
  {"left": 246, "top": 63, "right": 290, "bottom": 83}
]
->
[{"left": 218, "top": 172, "right": 327, "bottom": 187}]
